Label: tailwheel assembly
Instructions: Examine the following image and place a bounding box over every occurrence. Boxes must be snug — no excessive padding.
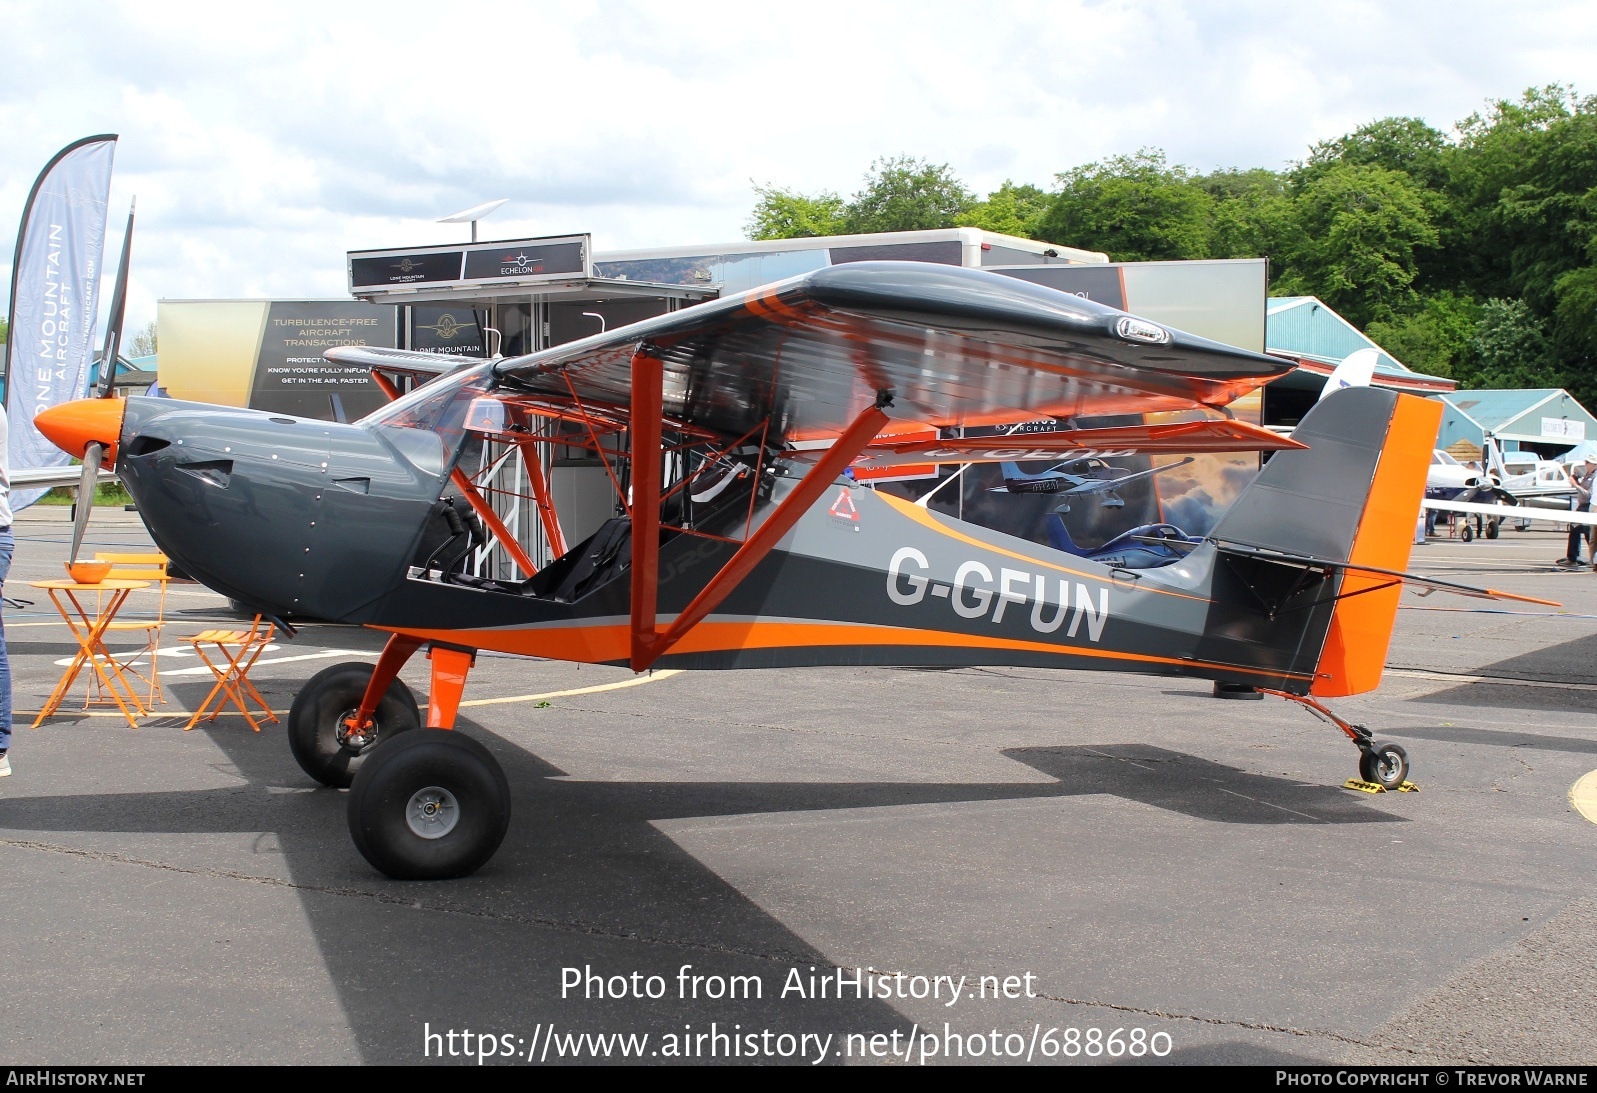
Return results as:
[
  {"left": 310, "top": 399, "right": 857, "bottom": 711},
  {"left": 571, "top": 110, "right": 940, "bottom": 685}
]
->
[
  {"left": 347, "top": 729, "right": 510, "bottom": 879},
  {"left": 287, "top": 661, "right": 420, "bottom": 787},
  {"left": 1358, "top": 741, "right": 1409, "bottom": 790},
  {"left": 1260, "top": 689, "right": 1417, "bottom": 793}
]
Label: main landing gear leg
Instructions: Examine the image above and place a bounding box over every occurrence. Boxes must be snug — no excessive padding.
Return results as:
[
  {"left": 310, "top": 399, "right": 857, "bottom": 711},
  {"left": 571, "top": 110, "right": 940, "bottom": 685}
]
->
[
  {"left": 1259, "top": 690, "right": 1411, "bottom": 791},
  {"left": 286, "top": 634, "right": 423, "bottom": 787},
  {"left": 347, "top": 644, "right": 511, "bottom": 880},
  {"left": 424, "top": 646, "right": 474, "bottom": 728}
]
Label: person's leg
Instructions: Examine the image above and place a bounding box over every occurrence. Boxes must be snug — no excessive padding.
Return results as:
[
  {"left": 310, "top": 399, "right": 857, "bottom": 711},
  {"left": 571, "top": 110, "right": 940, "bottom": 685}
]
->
[
  {"left": 0, "top": 528, "right": 13, "bottom": 770},
  {"left": 1566, "top": 524, "right": 1584, "bottom": 564}
]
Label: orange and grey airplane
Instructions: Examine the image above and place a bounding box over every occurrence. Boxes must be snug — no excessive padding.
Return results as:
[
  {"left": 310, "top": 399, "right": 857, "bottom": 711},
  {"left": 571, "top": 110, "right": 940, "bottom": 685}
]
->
[{"left": 35, "top": 262, "right": 1552, "bottom": 879}]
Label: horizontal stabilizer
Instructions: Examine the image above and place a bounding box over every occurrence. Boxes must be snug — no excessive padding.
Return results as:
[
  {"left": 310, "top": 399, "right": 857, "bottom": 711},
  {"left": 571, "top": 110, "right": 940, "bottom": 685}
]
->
[{"left": 1216, "top": 540, "right": 1560, "bottom": 607}]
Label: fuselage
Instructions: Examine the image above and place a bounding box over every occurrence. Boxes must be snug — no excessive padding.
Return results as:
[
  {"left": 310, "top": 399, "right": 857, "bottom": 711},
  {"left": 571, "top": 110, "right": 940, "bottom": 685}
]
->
[{"left": 106, "top": 394, "right": 1333, "bottom": 692}]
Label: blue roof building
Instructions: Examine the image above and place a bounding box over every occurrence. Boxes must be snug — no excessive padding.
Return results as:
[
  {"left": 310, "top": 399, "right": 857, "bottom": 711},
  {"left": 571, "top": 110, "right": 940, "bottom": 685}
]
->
[{"left": 1435, "top": 389, "right": 1597, "bottom": 456}]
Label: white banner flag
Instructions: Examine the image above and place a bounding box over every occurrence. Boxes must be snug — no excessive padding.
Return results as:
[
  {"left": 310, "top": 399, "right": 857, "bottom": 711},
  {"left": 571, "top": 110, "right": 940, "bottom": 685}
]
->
[{"left": 4, "top": 135, "right": 118, "bottom": 510}]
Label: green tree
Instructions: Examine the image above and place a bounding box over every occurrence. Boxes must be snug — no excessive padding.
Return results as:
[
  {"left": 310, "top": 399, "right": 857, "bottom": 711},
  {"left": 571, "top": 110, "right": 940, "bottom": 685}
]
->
[
  {"left": 1302, "top": 116, "right": 1452, "bottom": 191},
  {"left": 745, "top": 184, "right": 846, "bottom": 240},
  {"left": 840, "top": 156, "right": 975, "bottom": 234},
  {"left": 1274, "top": 163, "right": 1438, "bottom": 327},
  {"left": 129, "top": 320, "right": 158, "bottom": 358},
  {"left": 1443, "top": 85, "right": 1585, "bottom": 298},
  {"left": 955, "top": 181, "right": 1052, "bottom": 238},
  {"left": 1365, "top": 291, "right": 1479, "bottom": 378},
  {"left": 1036, "top": 150, "right": 1214, "bottom": 262},
  {"left": 1461, "top": 297, "right": 1562, "bottom": 389},
  {"left": 1196, "top": 168, "right": 1300, "bottom": 263},
  {"left": 1442, "top": 86, "right": 1597, "bottom": 400}
]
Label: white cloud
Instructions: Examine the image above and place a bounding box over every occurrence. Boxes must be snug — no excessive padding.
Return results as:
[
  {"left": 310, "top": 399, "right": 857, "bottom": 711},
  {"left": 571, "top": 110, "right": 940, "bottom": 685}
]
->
[{"left": 0, "top": 0, "right": 1592, "bottom": 332}]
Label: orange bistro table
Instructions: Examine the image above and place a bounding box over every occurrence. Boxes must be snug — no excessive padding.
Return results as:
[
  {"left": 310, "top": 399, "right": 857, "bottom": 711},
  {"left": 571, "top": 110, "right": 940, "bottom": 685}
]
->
[{"left": 30, "top": 578, "right": 153, "bottom": 729}]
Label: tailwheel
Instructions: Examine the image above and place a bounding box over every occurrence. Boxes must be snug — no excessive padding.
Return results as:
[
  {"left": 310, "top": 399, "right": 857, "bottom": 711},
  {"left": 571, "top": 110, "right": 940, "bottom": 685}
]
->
[
  {"left": 288, "top": 662, "right": 420, "bottom": 787},
  {"left": 1260, "top": 689, "right": 1416, "bottom": 792},
  {"left": 1358, "top": 741, "right": 1409, "bottom": 790},
  {"left": 347, "top": 729, "right": 510, "bottom": 880}
]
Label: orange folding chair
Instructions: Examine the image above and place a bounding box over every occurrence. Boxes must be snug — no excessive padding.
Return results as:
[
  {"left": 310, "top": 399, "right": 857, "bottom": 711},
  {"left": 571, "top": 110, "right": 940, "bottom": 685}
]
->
[
  {"left": 183, "top": 614, "right": 279, "bottom": 731},
  {"left": 94, "top": 552, "right": 171, "bottom": 709}
]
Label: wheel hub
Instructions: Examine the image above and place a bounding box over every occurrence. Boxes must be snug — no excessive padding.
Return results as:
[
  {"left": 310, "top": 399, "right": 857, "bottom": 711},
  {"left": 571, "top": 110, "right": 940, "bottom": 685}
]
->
[
  {"left": 335, "top": 709, "right": 380, "bottom": 753},
  {"left": 406, "top": 786, "right": 460, "bottom": 839}
]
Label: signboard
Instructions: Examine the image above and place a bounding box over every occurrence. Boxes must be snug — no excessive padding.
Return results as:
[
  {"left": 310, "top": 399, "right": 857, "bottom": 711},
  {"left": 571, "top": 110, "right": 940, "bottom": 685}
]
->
[
  {"left": 461, "top": 239, "right": 585, "bottom": 281},
  {"left": 349, "top": 250, "right": 464, "bottom": 289},
  {"left": 250, "top": 302, "right": 399, "bottom": 418},
  {"left": 4, "top": 135, "right": 117, "bottom": 508},
  {"left": 409, "top": 306, "right": 486, "bottom": 357},
  {"left": 160, "top": 299, "right": 397, "bottom": 420},
  {"left": 1542, "top": 417, "right": 1586, "bottom": 441},
  {"left": 349, "top": 234, "right": 591, "bottom": 295}
]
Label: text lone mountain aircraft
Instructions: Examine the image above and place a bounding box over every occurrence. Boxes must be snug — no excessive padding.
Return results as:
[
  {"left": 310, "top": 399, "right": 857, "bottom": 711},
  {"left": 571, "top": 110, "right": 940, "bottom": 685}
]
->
[{"left": 35, "top": 263, "right": 1551, "bottom": 880}]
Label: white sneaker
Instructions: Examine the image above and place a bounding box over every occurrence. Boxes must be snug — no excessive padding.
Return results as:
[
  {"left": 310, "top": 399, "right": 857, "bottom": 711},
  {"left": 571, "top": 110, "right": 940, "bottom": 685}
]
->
[{"left": 0, "top": 754, "right": 10, "bottom": 777}]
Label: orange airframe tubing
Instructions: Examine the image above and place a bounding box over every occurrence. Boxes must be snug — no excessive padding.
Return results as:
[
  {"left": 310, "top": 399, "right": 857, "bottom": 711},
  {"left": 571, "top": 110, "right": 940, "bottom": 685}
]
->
[
  {"left": 1311, "top": 393, "right": 1443, "bottom": 698},
  {"left": 516, "top": 439, "right": 567, "bottom": 559},
  {"left": 425, "top": 646, "right": 475, "bottom": 729},
  {"left": 629, "top": 353, "right": 665, "bottom": 670},
  {"left": 449, "top": 467, "right": 539, "bottom": 578}
]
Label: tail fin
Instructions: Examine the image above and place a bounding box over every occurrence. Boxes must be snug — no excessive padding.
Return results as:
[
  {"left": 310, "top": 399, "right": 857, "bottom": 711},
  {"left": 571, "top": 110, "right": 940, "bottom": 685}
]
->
[
  {"left": 1210, "top": 387, "right": 1441, "bottom": 697},
  {"left": 1044, "top": 512, "right": 1085, "bottom": 555},
  {"left": 1316, "top": 347, "right": 1379, "bottom": 403}
]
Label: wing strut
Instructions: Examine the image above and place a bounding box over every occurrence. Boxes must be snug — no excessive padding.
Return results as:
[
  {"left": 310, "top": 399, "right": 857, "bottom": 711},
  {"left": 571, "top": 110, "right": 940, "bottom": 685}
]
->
[
  {"left": 628, "top": 350, "right": 891, "bottom": 671},
  {"left": 516, "top": 439, "right": 568, "bottom": 558}
]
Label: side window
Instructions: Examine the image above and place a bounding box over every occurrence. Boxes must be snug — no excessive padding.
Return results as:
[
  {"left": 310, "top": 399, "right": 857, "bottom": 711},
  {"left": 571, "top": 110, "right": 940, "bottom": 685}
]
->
[{"left": 365, "top": 367, "right": 495, "bottom": 478}]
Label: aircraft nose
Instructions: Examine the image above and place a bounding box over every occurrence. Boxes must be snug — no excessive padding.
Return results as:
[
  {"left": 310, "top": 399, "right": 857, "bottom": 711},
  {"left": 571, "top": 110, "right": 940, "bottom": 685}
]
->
[{"left": 34, "top": 397, "right": 127, "bottom": 466}]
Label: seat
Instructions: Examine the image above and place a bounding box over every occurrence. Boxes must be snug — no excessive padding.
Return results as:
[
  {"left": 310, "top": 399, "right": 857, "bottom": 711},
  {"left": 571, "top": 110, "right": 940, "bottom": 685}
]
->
[
  {"left": 523, "top": 517, "right": 633, "bottom": 602},
  {"left": 182, "top": 614, "right": 278, "bottom": 732},
  {"left": 92, "top": 552, "right": 172, "bottom": 709}
]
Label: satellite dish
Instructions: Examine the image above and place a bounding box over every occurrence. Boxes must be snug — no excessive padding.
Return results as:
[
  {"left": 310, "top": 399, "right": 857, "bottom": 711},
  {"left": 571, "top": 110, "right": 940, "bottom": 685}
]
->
[
  {"left": 438, "top": 198, "right": 509, "bottom": 224},
  {"left": 438, "top": 198, "right": 508, "bottom": 242}
]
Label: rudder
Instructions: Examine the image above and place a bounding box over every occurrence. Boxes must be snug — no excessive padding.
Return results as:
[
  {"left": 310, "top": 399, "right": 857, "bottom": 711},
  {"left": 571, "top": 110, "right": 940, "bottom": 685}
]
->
[{"left": 1209, "top": 387, "right": 1441, "bottom": 697}]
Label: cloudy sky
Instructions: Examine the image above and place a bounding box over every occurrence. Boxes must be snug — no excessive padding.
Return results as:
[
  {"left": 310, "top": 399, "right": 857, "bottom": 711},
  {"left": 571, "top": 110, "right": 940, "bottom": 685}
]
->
[{"left": 3, "top": 0, "right": 1594, "bottom": 332}]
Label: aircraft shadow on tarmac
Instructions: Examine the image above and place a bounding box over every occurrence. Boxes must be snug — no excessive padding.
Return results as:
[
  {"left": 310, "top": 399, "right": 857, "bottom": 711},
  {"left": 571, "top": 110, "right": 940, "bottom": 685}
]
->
[
  {"left": 1381, "top": 724, "right": 1597, "bottom": 754},
  {"left": 1410, "top": 631, "right": 1597, "bottom": 712},
  {"left": 0, "top": 691, "right": 1397, "bottom": 1065}
]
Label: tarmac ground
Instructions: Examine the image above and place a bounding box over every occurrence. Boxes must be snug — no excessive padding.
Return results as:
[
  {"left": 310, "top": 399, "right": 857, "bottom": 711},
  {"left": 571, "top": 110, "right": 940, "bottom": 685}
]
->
[{"left": 1, "top": 507, "right": 1594, "bottom": 1066}]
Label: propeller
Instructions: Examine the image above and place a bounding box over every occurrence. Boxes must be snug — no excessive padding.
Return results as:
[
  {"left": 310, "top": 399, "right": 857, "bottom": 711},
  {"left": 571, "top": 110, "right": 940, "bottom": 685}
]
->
[{"left": 68, "top": 197, "right": 134, "bottom": 564}]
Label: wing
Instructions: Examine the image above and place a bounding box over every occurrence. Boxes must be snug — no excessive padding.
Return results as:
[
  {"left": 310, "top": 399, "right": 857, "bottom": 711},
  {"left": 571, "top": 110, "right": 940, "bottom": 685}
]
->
[
  {"left": 467, "top": 262, "right": 1292, "bottom": 443},
  {"left": 848, "top": 418, "right": 1304, "bottom": 471},
  {"left": 1422, "top": 497, "right": 1597, "bottom": 527},
  {"left": 327, "top": 346, "right": 471, "bottom": 382}
]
